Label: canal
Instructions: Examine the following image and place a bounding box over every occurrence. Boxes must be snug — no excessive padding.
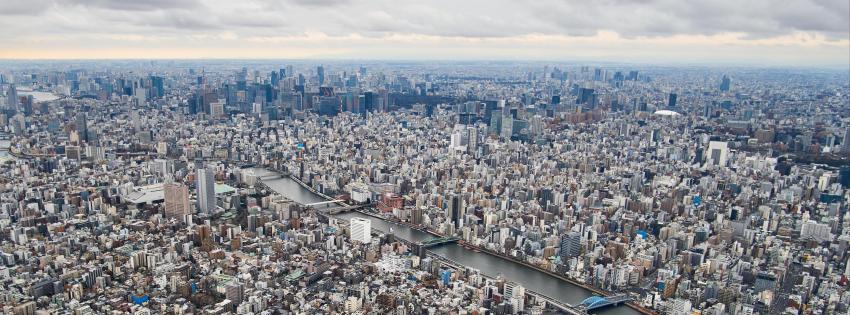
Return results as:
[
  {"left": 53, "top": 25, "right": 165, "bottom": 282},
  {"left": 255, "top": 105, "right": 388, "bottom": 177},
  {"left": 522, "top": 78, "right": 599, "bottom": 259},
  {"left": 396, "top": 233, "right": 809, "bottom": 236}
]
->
[{"left": 253, "top": 169, "right": 641, "bottom": 315}]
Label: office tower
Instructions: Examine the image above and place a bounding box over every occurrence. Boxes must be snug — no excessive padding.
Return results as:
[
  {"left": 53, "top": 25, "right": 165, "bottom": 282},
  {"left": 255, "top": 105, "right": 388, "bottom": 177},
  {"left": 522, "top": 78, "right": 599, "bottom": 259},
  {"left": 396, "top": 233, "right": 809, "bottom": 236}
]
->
[
  {"left": 706, "top": 141, "right": 729, "bottom": 167},
  {"left": 842, "top": 127, "right": 850, "bottom": 153},
  {"left": 8, "top": 114, "right": 24, "bottom": 136},
  {"left": 21, "top": 95, "right": 33, "bottom": 116},
  {"left": 378, "top": 88, "right": 389, "bottom": 112},
  {"left": 593, "top": 68, "right": 602, "bottom": 81},
  {"left": 447, "top": 193, "right": 464, "bottom": 228},
  {"left": 280, "top": 92, "right": 303, "bottom": 112},
  {"left": 196, "top": 166, "right": 216, "bottom": 213},
  {"left": 210, "top": 101, "right": 225, "bottom": 117},
  {"left": 720, "top": 75, "right": 731, "bottom": 91},
  {"left": 363, "top": 91, "right": 375, "bottom": 112},
  {"left": 488, "top": 113, "right": 502, "bottom": 135},
  {"left": 317, "top": 65, "right": 325, "bottom": 86},
  {"left": 188, "top": 93, "right": 201, "bottom": 114},
  {"left": 838, "top": 166, "right": 850, "bottom": 188},
  {"left": 225, "top": 282, "right": 245, "bottom": 304},
  {"left": 577, "top": 88, "right": 595, "bottom": 105},
  {"left": 500, "top": 115, "right": 514, "bottom": 139},
  {"left": 164, "top": 183, "right": 191, "bottom": 219},
  {"left": 76, "top": 113, "right": 88, "bottom": 143},
  {"left": 801, "top": 131, "right": 814, "bottom": 148},
  {"left": 5, "top": 84, "right": 17, "bottom": 111},
  {"left": 150, "top": 76, "right": 164, "bottom": 99},
  {"left": 467, "top": 127, "right": 478, "bottom": 153},
  {"left": 317, "top": 96, "right": 340, "bottom": 116},
  {"left": 559, "top": 231, "right": 582, "bottom": 260},
  {"left": 450, "top": 129, "right": 465, "bottom": 151},
  {"left": 668, "top": 93, "right": 677, "bottom": 108},
  {"left": 350, "top": 218, "right": 371, "bottom": 244},
  {"left": 270, "top": 70, "right": 279, "bottom": 86}
]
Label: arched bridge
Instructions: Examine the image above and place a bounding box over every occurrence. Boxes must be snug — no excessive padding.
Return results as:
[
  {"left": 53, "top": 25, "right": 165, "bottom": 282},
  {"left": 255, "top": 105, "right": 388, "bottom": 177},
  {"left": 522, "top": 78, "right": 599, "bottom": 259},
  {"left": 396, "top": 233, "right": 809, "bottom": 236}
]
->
[{"left": 578, "top": 294, "right": 633, "bottom": 311}]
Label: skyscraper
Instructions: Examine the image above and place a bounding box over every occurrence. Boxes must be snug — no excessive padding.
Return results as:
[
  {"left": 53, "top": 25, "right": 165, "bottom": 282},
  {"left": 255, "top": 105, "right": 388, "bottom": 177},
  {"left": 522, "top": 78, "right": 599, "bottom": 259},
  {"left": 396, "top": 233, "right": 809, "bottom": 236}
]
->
[
  {"left": 842, "top": 127, "right": 849, "bottom": 153},
  {"left": 76, "top": 113, "right": 88, "bottom": 143},
  {"left": 164, "top": 183, "right": 191, "bottom": 219},
  {"left": 668, "top": 93, "right": 677, "bottom": 108},
  {"left": 5, "top": 84, "right": 17, "bottom": 111},
  {"left": 720, "top": 75, "right": 731, "bottom": 91},
  {"left": 317, "top": 65, "right": 325, "bottom": 86},
  {"left": 150, "top": 76, "right": 164, "bottom": 99},
  {"left": 350, "top": 218, "right": 371, "bottom": 244},
  {"left": 560, "top": 231, "right": 582, "bottom": 260},
  {"left": 196, "top": 165, "right": 216, "bottom": 213},
  {"left": 317, "top": 96, "right": 340, "bottom": 116}
]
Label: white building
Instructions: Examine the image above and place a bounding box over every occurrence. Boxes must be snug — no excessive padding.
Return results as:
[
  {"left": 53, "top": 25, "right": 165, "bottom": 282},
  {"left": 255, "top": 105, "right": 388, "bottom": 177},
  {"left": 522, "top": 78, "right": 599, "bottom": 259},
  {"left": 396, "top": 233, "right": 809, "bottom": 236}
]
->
[
  {"left": 818, "top": 173, "right": 834, "bottom": 191},
  {"left": 348, "top": 183, "right": 371, "bottom": 203},
  {"left": 350, "top": 218, "right": 372, "bottom": 244},
  {"left": 665, "top": 298, "right": 692, "bottom": 315},
  {"left": 450, "top": 126, "right": 467, "bottom": 152},
  {"left": 801, "top": 220, "right": 832, "bottom": 242},
  {"left": 706, "top": 141, "right": 729, "bottom": 167}
]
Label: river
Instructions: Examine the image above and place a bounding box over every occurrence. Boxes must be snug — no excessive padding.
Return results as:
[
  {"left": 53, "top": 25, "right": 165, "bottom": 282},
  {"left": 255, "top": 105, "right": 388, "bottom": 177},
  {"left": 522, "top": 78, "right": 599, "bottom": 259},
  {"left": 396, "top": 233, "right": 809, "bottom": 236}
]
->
[{"left": 252, "top": 168, "right": 641, "bottom": 315}]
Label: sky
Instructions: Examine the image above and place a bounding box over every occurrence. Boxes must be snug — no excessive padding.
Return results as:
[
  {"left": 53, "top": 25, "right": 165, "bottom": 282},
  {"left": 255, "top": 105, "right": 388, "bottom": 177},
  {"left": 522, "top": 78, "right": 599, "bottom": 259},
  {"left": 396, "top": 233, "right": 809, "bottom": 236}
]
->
[{"left": 0, "top": 0, "right": 848, "bottom": 67}]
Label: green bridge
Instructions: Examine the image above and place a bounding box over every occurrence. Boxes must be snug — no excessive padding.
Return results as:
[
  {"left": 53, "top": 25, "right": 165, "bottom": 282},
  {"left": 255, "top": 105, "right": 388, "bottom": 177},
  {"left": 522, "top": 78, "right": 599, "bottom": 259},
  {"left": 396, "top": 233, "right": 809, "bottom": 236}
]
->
[{"left": 419, "top": 236, "right": 460, "bottom": 248}]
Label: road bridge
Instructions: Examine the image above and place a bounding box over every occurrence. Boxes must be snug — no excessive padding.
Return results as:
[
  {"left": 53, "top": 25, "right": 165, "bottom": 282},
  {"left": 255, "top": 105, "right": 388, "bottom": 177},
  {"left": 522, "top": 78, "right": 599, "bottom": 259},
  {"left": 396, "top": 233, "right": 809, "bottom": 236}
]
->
[
  {"left": 578, "top": 294, "right": 633, "bottom": 311},
  {"left": 419, "top": 236, "right": 460, "bottom": 248},
  {"left": 304, "top": 200, "right": 346, "bottom": 207}
]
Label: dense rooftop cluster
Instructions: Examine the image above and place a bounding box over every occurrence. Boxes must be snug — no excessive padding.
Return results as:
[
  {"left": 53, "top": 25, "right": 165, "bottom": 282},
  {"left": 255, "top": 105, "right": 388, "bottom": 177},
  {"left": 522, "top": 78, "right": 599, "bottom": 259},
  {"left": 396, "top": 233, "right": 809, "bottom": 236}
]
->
[{"left": 0, "top": 61, "right": 847, "bottom": 315}]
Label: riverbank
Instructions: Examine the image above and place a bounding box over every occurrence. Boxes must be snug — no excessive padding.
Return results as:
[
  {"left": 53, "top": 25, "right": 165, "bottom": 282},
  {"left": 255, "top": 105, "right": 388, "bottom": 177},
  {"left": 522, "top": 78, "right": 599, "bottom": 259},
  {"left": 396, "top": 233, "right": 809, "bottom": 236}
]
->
[
  {"left": 357, "top": 209, "right": 655, "bottom": 315},
  {"left": 467, "top": 243, "right": 655, "bottom": 315},
  {"left": 264, "top": 169, "right": 651, "bottom": 315}
]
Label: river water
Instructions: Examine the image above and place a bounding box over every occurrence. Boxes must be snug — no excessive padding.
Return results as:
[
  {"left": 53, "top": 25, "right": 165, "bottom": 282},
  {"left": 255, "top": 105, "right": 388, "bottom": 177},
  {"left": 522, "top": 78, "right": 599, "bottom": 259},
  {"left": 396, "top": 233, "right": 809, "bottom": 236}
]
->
[{"left": 253, "top": 169, "right": 640, "bottom": 315}]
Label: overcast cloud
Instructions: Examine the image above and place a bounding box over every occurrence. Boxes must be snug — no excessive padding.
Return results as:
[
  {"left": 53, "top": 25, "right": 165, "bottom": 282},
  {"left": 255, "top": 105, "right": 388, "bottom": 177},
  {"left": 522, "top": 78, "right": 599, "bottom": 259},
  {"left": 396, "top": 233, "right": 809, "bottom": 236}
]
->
[{"left": 0, "top": 0, "right": 847, "bottom": 67}]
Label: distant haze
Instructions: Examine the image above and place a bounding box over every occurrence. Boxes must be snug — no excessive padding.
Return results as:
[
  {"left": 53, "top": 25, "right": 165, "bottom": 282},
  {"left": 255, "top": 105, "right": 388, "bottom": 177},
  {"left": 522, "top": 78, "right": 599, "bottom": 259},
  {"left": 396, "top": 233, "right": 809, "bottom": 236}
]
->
[{"left": 0, "top": 0, "right": 847, "bottom": 68}]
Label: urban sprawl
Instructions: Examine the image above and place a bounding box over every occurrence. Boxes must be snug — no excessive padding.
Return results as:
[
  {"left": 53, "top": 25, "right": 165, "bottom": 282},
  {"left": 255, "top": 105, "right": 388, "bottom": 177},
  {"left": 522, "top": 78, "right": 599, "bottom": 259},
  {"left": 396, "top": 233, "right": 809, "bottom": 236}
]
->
[{"left": 0, "top": 61, "right": 848, "bottom": 315}]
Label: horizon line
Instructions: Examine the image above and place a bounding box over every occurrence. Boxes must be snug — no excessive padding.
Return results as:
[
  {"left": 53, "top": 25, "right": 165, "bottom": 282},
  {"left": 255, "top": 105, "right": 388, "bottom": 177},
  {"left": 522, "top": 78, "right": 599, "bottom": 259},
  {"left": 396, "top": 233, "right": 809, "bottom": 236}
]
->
[{"left": 0, "top": 58, "right": 848, "bottom": 70}]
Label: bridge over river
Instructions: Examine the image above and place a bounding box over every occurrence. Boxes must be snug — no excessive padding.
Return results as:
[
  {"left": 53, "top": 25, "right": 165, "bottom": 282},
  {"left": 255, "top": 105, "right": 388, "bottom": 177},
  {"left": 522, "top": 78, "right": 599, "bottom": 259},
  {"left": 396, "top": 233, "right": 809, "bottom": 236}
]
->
[{"left": 251, "top": 168, "right": 648, "bottom": 315}]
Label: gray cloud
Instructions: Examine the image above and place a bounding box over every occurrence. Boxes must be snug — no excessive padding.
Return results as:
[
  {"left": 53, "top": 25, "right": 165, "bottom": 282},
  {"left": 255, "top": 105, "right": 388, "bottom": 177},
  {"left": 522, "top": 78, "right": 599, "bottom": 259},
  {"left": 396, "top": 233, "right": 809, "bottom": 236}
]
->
[
  {"left": 288, "top": 0, "right": 350, "bottom": 7},
  {"left": 0, "top": 0, "right": 845, "bottom": 38},
  {"left": 67, "top": 0, "right": 204, "bottom": 11},
  {"left": 0, "top": 0, "right": 53, "bottom": 16},
  {"left": 0, "top": 0, "right": 846, "bottom": 65}
]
